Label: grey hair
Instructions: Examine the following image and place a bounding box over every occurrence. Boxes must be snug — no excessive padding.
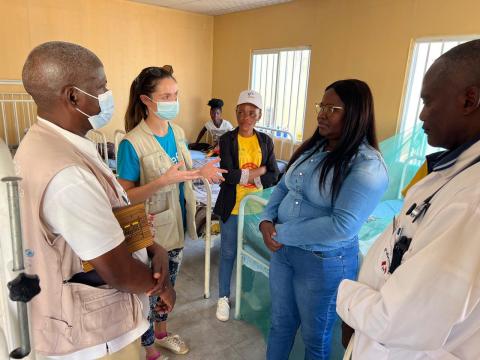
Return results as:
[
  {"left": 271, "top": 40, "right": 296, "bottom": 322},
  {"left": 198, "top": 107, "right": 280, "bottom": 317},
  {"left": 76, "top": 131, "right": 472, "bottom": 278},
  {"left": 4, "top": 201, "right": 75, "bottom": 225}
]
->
[{"left": 22, "top": 41, "right": 102, "bottom": 107}]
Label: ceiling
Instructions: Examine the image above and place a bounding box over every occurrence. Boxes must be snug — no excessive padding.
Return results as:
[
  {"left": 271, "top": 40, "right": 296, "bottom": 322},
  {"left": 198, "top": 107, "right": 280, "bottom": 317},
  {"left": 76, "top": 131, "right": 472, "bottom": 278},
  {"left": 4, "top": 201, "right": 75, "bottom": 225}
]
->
[{"left": 131, "top": 0, "right": 293, "bottom": 16}]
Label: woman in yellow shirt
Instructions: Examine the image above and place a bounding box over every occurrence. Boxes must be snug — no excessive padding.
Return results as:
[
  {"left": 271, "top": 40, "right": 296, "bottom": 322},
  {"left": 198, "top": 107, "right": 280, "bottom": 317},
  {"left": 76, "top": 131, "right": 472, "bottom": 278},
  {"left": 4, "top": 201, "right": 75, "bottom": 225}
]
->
[{"left": 213, "top": 90, "right": 280, "bottom": 321}]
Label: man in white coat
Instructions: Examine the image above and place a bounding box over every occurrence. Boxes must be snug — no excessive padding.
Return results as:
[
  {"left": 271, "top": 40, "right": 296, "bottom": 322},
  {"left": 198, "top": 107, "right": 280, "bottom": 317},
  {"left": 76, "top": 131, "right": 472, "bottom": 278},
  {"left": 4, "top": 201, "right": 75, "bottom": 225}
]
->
[{"left": 337, "top": 39, "right": 480, "bottom": 359}]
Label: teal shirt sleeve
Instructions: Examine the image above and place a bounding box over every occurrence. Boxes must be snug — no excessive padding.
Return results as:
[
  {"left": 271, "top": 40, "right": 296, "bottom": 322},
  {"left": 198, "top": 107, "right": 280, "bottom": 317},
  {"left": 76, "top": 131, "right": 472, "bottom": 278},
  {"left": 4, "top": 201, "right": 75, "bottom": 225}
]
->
[{"left": 117, "top": 139, "right": 140, "bottom": 182}]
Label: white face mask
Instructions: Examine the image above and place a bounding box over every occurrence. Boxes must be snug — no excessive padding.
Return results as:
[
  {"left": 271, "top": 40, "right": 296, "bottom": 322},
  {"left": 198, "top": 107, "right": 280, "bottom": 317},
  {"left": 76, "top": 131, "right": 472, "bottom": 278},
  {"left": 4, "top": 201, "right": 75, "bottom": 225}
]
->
[
  {"left": 74, "top": 87, "right": 115, "bottom": 129},
  {"left": 149, "top": 98, "right": 179, "bottom": 120}
]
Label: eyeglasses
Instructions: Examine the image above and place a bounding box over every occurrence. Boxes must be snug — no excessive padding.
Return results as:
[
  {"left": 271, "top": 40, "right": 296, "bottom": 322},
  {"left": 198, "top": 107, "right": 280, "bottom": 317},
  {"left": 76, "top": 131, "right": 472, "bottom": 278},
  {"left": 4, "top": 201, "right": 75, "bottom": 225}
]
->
[{"left": 314, "top": 103, "right": 344, "bottom": 115}]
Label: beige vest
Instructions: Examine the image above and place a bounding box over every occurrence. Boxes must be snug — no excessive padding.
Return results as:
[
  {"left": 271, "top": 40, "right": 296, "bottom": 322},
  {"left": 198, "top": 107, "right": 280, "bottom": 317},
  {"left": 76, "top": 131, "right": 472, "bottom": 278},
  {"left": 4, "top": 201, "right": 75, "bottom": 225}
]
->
[
  {"left": 14, "top": 121, "right": 144, "bottom": 356},
  {"left": 123, "top": 120, "right": 197, "bottom": 251}
]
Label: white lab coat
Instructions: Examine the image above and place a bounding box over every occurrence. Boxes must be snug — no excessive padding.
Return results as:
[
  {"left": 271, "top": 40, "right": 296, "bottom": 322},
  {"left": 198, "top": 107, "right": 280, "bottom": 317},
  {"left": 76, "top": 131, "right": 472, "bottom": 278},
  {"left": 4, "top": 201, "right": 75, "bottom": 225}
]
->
[{"left": 337, "top": 140, "right": 480, "bottom": 360}]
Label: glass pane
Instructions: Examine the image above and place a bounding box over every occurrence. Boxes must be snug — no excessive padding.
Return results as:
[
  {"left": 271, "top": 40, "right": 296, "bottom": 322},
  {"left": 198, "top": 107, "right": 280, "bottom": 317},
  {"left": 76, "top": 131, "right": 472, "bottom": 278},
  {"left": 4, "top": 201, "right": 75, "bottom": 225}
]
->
[
  {"left": 251, "top": 48, "right": 311, "bottom": 141},
  {"left": 398, "top": 37, "right": 477, "bottom": 164}
]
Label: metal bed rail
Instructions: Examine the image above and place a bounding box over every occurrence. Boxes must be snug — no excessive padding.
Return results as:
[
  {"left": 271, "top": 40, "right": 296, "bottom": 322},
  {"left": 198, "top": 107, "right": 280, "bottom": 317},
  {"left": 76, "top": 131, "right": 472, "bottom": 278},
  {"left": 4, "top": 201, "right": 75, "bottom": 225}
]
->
[
  {"left": 113, "top": 129, "right": 126, "bottom": 157},
  {"left": 234, "top": 194, "right": 269, "bottom": 319},
  {"left": 86, "top": 129, "right": 108, "bottom": 165},
  {"left": 0, "top": 93, "right": 36, "bottom": 151},
  {"left": 1, "top": 139, "right": 39, "bottom": 359},
  {"left": 255, "top": 126, "right": 294, "bottom": 161},
  {"left": 197, "top": 177, "right": 214, "bottom": 299},
  {"left": 112, "top": 129, "right": 126, "bottom": 172}
]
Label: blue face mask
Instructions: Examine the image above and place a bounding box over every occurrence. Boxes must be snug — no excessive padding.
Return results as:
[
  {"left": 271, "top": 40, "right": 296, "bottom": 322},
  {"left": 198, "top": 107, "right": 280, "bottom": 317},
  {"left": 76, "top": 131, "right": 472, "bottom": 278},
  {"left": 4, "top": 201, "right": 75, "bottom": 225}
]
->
[
  {"left": 74, "top": 87, "right": 114, "bottom": 129},
  {"left": 150, "top": 99, "right": 179, "bottom": 120}
]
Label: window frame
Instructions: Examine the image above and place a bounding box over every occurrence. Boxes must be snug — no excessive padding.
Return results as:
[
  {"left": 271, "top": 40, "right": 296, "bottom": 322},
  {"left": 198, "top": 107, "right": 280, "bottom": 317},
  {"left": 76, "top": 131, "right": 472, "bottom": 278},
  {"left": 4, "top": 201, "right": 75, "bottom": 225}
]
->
[
  {"left": 249, "top": 46, "right": 311, "bottom": 142},
  {"left": 396, "top": 35, "right": 480, "bottom": 161}
]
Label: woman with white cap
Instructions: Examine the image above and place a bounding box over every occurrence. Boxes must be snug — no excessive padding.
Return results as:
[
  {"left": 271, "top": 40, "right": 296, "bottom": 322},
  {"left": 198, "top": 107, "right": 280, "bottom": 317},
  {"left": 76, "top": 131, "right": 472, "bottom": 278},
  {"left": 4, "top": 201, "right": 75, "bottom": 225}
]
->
[{"left": 213, "top": 90, "right": 280, "bottom": 321}]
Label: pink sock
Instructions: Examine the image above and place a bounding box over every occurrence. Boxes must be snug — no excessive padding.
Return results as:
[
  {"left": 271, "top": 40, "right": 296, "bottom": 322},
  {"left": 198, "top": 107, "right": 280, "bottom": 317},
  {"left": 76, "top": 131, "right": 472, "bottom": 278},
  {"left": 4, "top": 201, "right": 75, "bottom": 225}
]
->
[
  {"left": 146, "top": 351, "right": 162, "bottom": 360},
  {"left": 155, "top": 331, "right": 168, "bottom": 340}
]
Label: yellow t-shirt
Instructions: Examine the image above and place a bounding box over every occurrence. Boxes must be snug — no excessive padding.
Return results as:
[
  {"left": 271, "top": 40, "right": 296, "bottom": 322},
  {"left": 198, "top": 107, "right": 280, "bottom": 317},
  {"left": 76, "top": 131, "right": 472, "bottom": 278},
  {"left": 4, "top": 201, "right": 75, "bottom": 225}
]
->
[{"left": 231, "top": 134, "right": 263, "bottom": 214}]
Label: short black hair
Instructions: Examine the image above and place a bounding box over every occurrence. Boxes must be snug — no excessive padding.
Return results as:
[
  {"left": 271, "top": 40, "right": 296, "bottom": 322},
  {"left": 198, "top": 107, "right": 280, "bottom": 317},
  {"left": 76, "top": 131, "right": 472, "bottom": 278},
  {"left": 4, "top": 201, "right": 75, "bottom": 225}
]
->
[
  {"left": 22, "top": 41, "right": 102, "bottom": 108},
  {"left": 436, "top": 39, "right": 480, "bottom": 86},
  {"left": 207, "top": 98, "right": 224, "bottom": 109}
]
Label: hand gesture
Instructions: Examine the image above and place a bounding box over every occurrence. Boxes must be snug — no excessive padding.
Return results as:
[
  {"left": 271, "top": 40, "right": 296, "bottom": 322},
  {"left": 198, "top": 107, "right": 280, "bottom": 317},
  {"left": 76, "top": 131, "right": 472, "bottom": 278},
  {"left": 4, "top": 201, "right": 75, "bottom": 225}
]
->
[
  {"left": 163, "top": 161, "right": 200, "bottom": 185},
  {"left": 199, "top": 158, "right": 228, "bottom": 184}
]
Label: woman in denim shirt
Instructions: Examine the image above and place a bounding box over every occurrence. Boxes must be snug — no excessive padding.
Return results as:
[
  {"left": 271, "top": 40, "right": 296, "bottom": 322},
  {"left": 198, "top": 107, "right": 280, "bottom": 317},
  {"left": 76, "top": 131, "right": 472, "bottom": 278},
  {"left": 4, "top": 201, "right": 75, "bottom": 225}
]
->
[{"left": 260, "top": 79, "right": 388, "bottom": 360}]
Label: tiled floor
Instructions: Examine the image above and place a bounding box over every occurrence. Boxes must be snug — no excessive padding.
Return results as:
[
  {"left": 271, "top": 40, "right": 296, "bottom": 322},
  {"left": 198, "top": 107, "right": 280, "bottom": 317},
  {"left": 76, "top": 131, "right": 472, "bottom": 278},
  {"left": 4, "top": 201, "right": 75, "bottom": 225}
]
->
[{"left": 157, "top": 236, "right": 266, "bottom": 360}]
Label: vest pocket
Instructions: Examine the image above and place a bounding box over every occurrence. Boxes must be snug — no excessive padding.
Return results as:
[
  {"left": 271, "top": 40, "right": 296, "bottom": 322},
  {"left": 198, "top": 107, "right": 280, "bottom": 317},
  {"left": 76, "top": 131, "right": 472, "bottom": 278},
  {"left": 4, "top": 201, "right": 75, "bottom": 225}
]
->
[
  {"left": 69, "top": 283, "right": 139, "bottom": 346},
  {"left": 152, "top": 208, "right": 179, "bottom": 250},
  {"left": 142, "top": 153, "right": 176, "bottom": 192},
  {"left": 34, "top": 317, "right": 73, "bottom": 353}
]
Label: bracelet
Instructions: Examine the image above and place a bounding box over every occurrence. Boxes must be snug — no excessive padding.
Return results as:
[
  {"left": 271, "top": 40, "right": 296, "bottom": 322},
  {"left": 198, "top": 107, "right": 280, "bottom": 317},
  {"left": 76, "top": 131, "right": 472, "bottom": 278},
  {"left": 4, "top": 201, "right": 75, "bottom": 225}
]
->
[
  {"left": 240, "top": 169, "right": 250, "bottom": 185},
  {"left": 253, "top": 176, "right": 262, "bottom": 188}
]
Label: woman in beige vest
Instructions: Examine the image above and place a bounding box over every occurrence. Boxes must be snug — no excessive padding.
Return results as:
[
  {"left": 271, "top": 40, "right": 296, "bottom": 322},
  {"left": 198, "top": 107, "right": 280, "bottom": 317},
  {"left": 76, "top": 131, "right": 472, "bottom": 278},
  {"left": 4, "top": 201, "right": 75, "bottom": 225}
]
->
[{"left": 117, "top": 66, "right": 226, "bottom": 360}]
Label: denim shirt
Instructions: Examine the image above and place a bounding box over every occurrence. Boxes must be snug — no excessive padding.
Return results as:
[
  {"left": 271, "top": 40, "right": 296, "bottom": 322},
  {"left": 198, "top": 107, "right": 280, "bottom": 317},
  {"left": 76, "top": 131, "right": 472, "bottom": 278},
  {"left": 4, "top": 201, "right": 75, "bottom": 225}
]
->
[{"left": 261, "top": 141, "right": 388, "bottom": 251}]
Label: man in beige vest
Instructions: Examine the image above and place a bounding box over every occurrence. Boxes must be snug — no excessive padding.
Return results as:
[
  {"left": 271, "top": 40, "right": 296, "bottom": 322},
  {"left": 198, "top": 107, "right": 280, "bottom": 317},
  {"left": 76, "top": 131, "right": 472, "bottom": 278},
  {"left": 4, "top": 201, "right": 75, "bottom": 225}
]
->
[{"left": 15, "top": 41, "right": 174, "bottom": 360}]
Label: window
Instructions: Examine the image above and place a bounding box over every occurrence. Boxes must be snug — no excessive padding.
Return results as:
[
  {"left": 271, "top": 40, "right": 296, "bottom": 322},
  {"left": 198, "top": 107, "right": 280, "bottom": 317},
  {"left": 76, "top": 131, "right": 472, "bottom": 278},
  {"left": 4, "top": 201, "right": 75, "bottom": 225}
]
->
[
  {"left": 250, "top": 47, "right": 311, "bottom": 142},
  {"left": 398, "top": 37, "right": 477, "bottom": 161}
]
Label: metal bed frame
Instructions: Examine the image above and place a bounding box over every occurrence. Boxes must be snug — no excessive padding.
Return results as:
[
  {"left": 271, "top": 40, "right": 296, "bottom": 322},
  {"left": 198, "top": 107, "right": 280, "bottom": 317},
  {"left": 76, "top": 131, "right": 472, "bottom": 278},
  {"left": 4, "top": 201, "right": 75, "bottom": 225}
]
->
[
  {"left": 113, "top": 129, "right": 126, "bottom": 159},
  {"left": 198, "top": 178, "right": 213, "bottom": 298},
  {"left": 234, "top": 194, "right": 270, "bottom": 319},
  {"left": 0, "top": 93, "right": 36, "bottom": 152},
  {"left": 86, "top": 129, "right": 108, "bottom": 165},
  {"left": 255, "top": 126, "right": 294, "bottom": 161}
]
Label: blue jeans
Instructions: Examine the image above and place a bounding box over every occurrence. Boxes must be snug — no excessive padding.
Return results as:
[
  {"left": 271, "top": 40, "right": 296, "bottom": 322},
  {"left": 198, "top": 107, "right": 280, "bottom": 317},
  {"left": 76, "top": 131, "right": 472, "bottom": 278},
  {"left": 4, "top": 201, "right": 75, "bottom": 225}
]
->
[
  {"left": 267, "top": 244, "right": 358, "bottom": 360},
  {"left": 218, "top": 215, "right": 238, "bottom": 298}
]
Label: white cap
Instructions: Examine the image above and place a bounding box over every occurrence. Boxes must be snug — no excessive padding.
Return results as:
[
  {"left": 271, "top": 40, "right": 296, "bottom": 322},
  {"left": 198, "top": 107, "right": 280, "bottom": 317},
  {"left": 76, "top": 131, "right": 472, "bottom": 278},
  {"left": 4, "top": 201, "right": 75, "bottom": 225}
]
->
[{"left": 237, "top": 90, "right": 263, "bottom": 110}]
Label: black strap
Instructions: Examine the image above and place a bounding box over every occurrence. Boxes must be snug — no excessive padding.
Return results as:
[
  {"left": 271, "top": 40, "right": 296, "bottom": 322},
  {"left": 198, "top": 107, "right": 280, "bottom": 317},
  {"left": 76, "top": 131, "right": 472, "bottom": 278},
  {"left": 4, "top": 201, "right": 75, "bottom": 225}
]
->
[
  {"left": 394, "top": 152, "right": 480, "bottom": 272},
  {"left": 389, "top": 236, "right": 412, "bottom": 274},
  {"left": 407, "top": 153, "right": 480, "bottom": 221}
]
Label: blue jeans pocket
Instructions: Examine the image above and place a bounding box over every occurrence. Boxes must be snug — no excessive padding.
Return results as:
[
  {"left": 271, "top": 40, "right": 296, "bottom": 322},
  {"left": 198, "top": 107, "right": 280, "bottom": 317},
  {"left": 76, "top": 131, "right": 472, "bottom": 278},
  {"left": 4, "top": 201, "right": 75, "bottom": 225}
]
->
[{"left": 305, "top": 252, "right": 344, "bottom": 292}]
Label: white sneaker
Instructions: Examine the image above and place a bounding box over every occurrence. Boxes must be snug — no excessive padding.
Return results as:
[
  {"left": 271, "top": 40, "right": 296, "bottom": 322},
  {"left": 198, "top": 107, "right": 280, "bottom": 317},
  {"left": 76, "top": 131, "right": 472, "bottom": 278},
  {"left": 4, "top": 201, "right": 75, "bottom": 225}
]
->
[
  {"left": 155, "top": 334, "right": 189, "bottom": 355},
  {"left": 216, "top": 296, "right": 230, "bottom": 321}
]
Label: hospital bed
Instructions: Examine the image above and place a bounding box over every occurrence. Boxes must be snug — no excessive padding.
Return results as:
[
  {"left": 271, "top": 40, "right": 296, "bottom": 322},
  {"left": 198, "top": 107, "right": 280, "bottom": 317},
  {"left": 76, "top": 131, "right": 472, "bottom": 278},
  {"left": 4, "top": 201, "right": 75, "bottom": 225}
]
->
[
  {"left": 1, "top": 139, "right": 38, "bottom": 359},
  {"left": 0, "top": 90, "right": 111, "bottom": 168},
  {"left": 255, "top": 126, "right": 294, "bottom": 168},
  {"left": 190, "top": 151, "right": 219, "bottom": 299},
  {"left": 86, "top": 129, "right": 109, "bottom": 165},
  {"left": 0, "top": 92, "right": 36, "bottom": 156}
]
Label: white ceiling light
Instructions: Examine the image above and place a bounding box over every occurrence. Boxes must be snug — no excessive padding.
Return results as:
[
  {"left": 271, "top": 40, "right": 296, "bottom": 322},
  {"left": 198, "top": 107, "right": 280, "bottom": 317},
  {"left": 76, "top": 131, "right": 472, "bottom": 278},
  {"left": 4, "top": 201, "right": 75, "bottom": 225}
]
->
[{"left": 130, "top": 0, "right": 292, "bottom": 16}]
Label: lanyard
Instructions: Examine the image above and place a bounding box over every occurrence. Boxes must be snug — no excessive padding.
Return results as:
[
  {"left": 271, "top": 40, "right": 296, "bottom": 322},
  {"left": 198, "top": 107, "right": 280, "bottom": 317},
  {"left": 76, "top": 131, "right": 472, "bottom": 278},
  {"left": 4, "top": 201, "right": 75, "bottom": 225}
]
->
[
  {"left": 406, "top": 153, "right": 480, "bottom": 223},
  {"left": 389, "top": 153, "right": 480, "bottom": 274}
]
